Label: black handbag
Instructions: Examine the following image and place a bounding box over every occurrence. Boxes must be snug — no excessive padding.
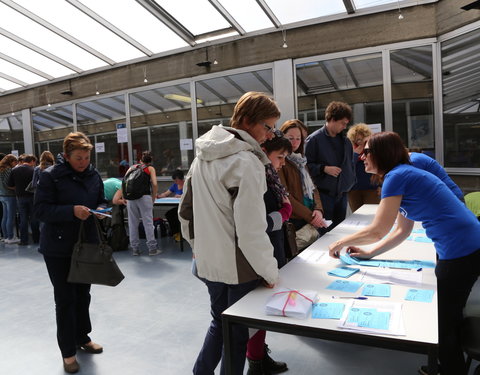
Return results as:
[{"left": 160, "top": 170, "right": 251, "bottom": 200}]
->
[
  {"left": 68, "top": 216, "right": 125, "bottom": 287},
  {"left": 283, "top": 221, "right": 299, "bottom": 260}
]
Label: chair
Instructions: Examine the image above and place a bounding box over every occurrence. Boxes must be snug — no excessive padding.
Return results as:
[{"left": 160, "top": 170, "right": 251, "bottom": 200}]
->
[{"left": 463, "top": 316, "right": 480, "bottom": 374}]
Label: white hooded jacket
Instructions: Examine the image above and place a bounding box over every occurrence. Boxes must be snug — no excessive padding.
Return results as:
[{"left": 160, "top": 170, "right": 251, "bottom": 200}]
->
[{"left": 179, "top": 125, "right": 279, "bottom": 285}]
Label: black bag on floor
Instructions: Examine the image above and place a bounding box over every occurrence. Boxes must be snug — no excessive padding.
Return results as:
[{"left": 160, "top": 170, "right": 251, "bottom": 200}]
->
[
  {"left": 106, "top": 205, "right": 129, "bottom": 251},
  {"left": 68, "top": 216, "right": 125, "bottom": 287}
]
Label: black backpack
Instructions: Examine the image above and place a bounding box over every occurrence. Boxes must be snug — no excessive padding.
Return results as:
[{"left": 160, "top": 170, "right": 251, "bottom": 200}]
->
[{"left": 122, "top": 164, "right": 151, "bottom": 200}]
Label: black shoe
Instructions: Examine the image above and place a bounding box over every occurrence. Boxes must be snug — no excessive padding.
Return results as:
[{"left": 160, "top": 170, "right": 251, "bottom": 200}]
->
[
  {"left": 18, "top": 242, "right": 28, "bottom": 246},
  {"left": 418, "top": 364, "right": 440, "bottom": 375},
  {"left": 263, "top": 345, "right": 288, "bottom": 374}
]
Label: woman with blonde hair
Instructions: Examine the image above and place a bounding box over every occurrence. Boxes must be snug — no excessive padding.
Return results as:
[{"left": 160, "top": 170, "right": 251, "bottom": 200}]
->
[
  {"left": 0, "top": 154, "right": 19, "bottom": 243},
  {"left": 346, "top": 123, "right": 380, "bottom": 212},
  {"left": 31, "top": 150, "right": 55, "bottom": 189},
  {"left": 279, "top": 119, "right": 327, "bottom": 250}
]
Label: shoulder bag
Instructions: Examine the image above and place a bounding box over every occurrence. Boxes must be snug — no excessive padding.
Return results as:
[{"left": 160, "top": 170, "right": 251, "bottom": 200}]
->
[
  {"left": 68, "top": 215, "right": 125, "bottom": 286},
  {"left": 283, "top": 221, "right": 299, "bottom": 260}
]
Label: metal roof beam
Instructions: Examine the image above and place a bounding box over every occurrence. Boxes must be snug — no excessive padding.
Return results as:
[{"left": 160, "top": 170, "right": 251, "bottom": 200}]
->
[
  {"left": 0, "top": 27, "right": 82, "bottom": 73},
  {"left": 252, "top": 71, "right": 273, "bottom": 93},
  {"left": 0, "top": 52, "right": 54, "bottom": 80},
  {"left": 256, "top": 0, "right": 281, "bottom": 28},
  {"left": 135, "top": 0, "right": 196, "bottom": 46},
  {"left": 0, "top": 71, "right": 27, "bottom": 86},
  {"left": 343, "top": 0, "right": 356, "bottom": 14},
  {"left": 208, "top": 0, "right": 245, "bottom": 35},
  {"left": 198, "top": 81, "right": 228, "bottom": 103}
]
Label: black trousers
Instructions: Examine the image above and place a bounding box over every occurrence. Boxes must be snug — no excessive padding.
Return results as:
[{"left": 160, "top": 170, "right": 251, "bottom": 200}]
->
[
  {"left": 436, "top": 249, "right": 480, "bottom": 375},
  {"left": 44, "top": 255, "right": 92, "bottom": 358}
]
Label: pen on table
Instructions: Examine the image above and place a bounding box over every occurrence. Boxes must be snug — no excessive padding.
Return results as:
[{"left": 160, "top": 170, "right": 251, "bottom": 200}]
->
[
  {"left": 416, "top": 268, "right": 422, "bottom": 272},
  {"left": 331, "top": 296, "right": 368, "bottom": 300}
]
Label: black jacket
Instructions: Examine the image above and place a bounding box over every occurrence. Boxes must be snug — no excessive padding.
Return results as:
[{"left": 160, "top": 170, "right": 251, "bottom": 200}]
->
[
  {"left": 305, "top": 126, "right": 356, "bottom": 197},
  {"left": 264, "top": 188, "right": 286, "bottom": 268},
  {"left": 34, "top": 161, "right": 106, "bottom": 258}
]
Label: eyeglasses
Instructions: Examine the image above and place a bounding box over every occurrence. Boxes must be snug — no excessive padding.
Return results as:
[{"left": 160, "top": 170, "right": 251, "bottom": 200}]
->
[
  {"left": 362, "top": 148, "right": 372, "bottom": 156},
  {"left": 262, "top": 122, "right": 275, "bottom": 134}
]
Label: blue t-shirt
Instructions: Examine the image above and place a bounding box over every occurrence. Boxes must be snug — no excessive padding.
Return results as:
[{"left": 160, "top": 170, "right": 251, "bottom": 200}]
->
[
  {"left": 169, "top": 183, "right": 183, "bottom": 196},
  {"left": 410, "top": 152, "right": 463, "bottom": 201},
  {"left": 382, "top": 164, "right": 480, "bottom": 260}
]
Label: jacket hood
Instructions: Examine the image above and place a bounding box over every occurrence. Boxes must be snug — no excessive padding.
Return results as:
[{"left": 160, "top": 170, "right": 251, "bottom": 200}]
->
[{"left": 195, "top": 125, "right": 270, "bottom": 165}]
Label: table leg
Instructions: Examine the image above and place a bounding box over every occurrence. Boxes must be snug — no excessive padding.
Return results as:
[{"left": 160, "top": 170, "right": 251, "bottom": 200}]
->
[
  {"left": 427, "top": 345, "right": 438, "bottom": 374},
  {"left": 222, "top": 315, "right": 234, "bottom": 375}
]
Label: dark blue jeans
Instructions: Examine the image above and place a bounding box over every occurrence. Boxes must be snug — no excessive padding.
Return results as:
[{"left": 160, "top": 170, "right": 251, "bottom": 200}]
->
[
  {"left": 318, "top": 191, "right": 348, "bottom": 235},
  {"left": 193, "top": 278, "right": 261, "bottom": 375},
  {"left": 44, "top": 256, "right": 92, "bottom": 358},
  {"left": 17, "top": 196, "right": 40, "bottom": 244},
  {"left": 436, "top": 249, "right": 480, "bottom": 375}
]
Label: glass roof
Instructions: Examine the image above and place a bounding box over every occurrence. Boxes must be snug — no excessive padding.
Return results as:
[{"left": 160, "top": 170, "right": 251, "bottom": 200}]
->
[{"left": 0, "top": 0, "right": 422, "bottom": 95}]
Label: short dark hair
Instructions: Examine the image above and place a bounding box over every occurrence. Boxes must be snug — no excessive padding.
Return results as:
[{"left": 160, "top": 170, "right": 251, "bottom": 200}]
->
[
  {"left": 325, "top": 101, "right": 352, "bottom": 122},
  {"left": 23, "top": 154, "right": 37, "bottom": 163},
  {"left": 367, "top": 131, "right": 411, "bottom": 176},
  {"left": 261, "top": 130, "right": 293, "bottom": 155},
  {"left": 141, "top": 151, "right": 152, "bottom": 164},
  {"left": 171, "top": 169, "right": 184, "bottom": 180}
]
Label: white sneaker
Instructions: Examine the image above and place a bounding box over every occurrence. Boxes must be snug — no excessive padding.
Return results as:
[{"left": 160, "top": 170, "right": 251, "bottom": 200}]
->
[
  {"left": 5, "top": 238, "right": 20, "bottom": 244},
  {"left": 148, "top": 249, "right": 163, "bottom": 256}
]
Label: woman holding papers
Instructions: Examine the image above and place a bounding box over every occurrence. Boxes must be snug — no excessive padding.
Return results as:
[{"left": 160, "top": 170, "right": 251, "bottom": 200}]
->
[
  {"left": 328, "top": 131, "right": 480, "bottom": 375},
  {"left": 34, "top": 132, "right": 108, "bottom": 373}
]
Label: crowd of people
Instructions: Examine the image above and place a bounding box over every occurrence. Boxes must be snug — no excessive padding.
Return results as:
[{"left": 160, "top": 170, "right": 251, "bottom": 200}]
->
[{"left": 3, "top": 91, "right": 479, "bottom": 375}]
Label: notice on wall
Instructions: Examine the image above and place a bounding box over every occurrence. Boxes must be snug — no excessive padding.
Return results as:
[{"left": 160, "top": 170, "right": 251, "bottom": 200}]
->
[
  {"left": 180, "top": 138, "right": 193, "bottom": 150},
  {"left": 116, "top": 123, "right": 128, "bottom": 143},
  {"left": 368, "top": 123, "right": 382, "bottom": 134},
  {"left": 95, "top": 142, "right": 105, "bottom": 153},
  {"left": 11, "top": 150, "right": 19, "bottom": 157}
]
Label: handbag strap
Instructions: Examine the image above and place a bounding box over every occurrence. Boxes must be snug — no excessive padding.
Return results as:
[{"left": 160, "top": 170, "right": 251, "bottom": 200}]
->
[{"left": 76, "top": 215, "right": 108, "bottom": 245}]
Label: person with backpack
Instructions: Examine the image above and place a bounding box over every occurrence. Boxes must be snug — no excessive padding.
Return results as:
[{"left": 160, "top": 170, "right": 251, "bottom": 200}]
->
[{"left": 122, "top": 151, "right": 162, "bottom": 256}]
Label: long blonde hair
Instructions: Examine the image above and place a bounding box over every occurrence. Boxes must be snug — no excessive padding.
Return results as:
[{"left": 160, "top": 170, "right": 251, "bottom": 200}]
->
[{"left": 39, "top": 151, "right": 55, "bottom": 170}]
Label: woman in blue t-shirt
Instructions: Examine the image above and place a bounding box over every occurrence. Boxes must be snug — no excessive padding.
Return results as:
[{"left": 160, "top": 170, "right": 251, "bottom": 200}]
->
[{"left": 328, "top": 131, "right": 480, "bottom": 375}]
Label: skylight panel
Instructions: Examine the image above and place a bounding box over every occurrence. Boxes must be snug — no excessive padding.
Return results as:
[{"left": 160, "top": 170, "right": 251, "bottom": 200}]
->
[
  {"left": 160, "top": 0, "right": 230, "bottom": 36},
  {"left": 0, "top": 35, "right": 74, "bottom": 78},
  {"left": 0, "top": 2, "right": 107, "bottom": 71},
  {"left": 218, "top": 0, "right": 275, "bottom": 32},
  {"left": 0, "top": 58, "right": 45, "bottom": 85},
  {"left": 264, "top": 0, "right": 346, "bottom": 24},
  {"left": 77, "top": 0, "right": 188, "bottom": 53}
]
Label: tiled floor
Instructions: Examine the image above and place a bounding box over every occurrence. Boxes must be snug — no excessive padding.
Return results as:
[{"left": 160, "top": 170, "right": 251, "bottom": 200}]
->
[{"left": 1, "top": 237, "right": 479, "bottom": 374}]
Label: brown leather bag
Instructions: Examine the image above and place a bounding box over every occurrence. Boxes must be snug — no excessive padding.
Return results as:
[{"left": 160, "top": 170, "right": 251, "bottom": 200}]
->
[{"left": 283, "top": 221, "right": 299, "bottom": 260}]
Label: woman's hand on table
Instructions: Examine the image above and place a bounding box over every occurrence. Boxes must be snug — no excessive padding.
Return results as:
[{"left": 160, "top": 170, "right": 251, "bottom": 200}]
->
[
  {"left": 345, "top": 246, "right": 374, "bottom": 259},
  {"left": 310, "top": 209, "right": 326, "bottom": 228}
]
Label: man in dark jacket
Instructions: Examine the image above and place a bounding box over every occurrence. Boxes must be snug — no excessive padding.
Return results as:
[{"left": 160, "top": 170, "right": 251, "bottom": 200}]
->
[
  {"left": 305, "top": 101, "right": 356, "bottom": 232},
  {"left": 8, "top": 154, "right": 39, "bottom": 245}
]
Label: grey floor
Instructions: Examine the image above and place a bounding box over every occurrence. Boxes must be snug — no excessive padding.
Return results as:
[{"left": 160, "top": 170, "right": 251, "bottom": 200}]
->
[{"left": 1, "top": 237, "right": 479, "bottom": 375}]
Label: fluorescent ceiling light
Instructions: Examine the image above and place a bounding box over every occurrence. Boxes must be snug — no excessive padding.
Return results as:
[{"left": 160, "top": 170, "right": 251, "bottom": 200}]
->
[{"left": 164, "top": 94, "right": 203, "bottom": 104}]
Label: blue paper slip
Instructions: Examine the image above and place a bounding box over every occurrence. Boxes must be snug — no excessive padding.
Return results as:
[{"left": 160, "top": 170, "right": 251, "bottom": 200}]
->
[
  {"left": 412, "top": 228, "right": 426, "bottom": 234},
  {"left": 340, "top": 253, "right": 435, "bottom": 269},
  {"left": 327, "top": 267, "right": 360, "bottom": 278},
  {"left": 91, "top": 207, "right": 112, "bottom": 213},
  {"left": 405, "top": 288, "right": 435, "bottom": 303},
  {"left": 414, "top": 236, "right": 433, "bottom": 243},
  {"left": 326, "top": 280, "right": 363, "bottom": 293},
  {"left": 362, "top": 284, "right": 391, "bottom": 297},
  {"left": 346, "top": 307, "right": 391, "bottom": 330},
  {"left": 312, "top": 302, "right": 345, "bottom": 319}
]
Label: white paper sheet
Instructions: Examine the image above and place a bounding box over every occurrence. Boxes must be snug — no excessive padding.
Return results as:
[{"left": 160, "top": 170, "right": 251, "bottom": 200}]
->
[
  {"left": 291, "top": 249, "right": 329, "bottom": 265},
  {"left": 361, "top": 268, "right": 423, "bottom": 286},
  {"left": 337, "top": 300, "right": 406, "bottom": 336}
]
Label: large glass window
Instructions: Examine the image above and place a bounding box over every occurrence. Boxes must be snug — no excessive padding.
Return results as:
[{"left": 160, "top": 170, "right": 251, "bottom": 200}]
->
[
  {"left": 195, "top": 69, "right": 273, "bottom": 137},
  {"left": 296, "top": 53, "right": 384, "bottom": 134},
  {"left": 33, "top": 104, "right": 74, "bottom": 160},
  {"left": 76, "top": 95, "right": 127, "bottom": 178},
  {"left": 0, "top": 113, "right": 24, "bottom": 155},
  {"left": 442, "top": 28, "right": 480, "bottom": 168},
  {"left": 391, "top": 45, "right": 434, "bottom": 155},
  {"left": 129, "top": 83, "right": 192, "bottom": 176}
]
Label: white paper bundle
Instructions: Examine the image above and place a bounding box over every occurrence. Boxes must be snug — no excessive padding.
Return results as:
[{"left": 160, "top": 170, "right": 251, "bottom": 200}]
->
[{"left": 265, "top": 288, "right": 317, "bottom": 319}]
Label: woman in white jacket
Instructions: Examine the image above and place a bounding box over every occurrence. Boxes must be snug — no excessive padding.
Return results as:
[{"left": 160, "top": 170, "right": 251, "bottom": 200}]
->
[{"left": 179, "top": 92, "right": 281, "bottom": 375}]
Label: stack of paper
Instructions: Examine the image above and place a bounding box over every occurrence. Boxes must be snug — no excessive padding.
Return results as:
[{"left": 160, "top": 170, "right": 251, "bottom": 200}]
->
[
  {"left": 265, "top": 288, "right": 317, "bottom": 319},
  {"left": 340, "top": 253, "right": 435, "bottom": 269},
  {"left": 337, "top": 300, "right": 405, "bottom": 336},
  {"left": 361, "top": 268, "right": 423, "bottom": 286}
]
